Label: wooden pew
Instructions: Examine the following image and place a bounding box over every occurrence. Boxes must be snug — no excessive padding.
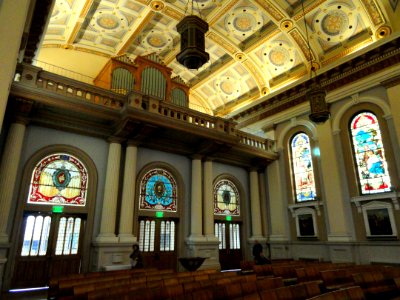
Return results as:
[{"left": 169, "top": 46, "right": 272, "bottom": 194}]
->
[
  {"left": 307, "top": 286, "right": 365, "bottom": 300},
  {"left": 352, "top": 271, "right": 399, "bottom": 299},
  {"left": 258, "top": 281, "right": 321, "bottom": 300},
  {"left": 320, "top": 269, "right": 355, "bottom": 291}
]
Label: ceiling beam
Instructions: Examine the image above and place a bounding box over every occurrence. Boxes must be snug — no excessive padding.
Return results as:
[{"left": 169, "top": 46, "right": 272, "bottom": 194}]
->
[
  {"left": 65, "top": 0, "right": 95, "bottom": 45},
  {"left": 116, "top": 8, "right": 154, "bottom": 55}
]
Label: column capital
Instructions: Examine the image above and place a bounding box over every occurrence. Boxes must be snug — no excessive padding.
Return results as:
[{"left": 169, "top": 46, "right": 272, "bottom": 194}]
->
[
  {"left": 107, "top": 136, "right": 125, "bottom": 144},
  {"left": 190, "top": 154, "right": 203, "bottom": 160}
]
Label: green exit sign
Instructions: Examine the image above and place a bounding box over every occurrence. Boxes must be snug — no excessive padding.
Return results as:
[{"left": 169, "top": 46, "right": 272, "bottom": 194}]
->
[
  {"left": 52, "top": 206, "right": 64, "bottom": 213},
  {"left": 226, "top": 215, "right": 232, "bottom": 221},
  {"left": 155, "top": 211, "right": 164, "bottom": 218}
]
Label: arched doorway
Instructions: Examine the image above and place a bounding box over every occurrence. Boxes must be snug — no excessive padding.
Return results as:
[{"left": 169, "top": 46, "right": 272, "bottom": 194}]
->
[
  {"left": 8, "top": 149, "right": 97, "bottom": 289},
  {"left": 213, "top": 177, "right": 243, "bottom": 270},
  {"left": 136, "top": 166, "right": 183, "bottom": 271}
]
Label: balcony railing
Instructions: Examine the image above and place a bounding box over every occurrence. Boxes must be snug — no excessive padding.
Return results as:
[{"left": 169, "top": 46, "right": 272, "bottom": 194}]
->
[{"left": 13, "top": 62, "right": 276, "bottom": 153}]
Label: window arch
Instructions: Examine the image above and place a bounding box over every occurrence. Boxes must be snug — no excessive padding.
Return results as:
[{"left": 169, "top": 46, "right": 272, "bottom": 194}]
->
[
  {"left": 139, "top": 168, "right": 177, "bottom": 212},
  {"left": 349, "top": 111, "right": 391, "bottom": 194},
  {"left": 27, "top": 153, "right": 88, "bottom": 206},
  {"left": 290, "top": 132, "right": 317, "bottom": 202},
  {"left": 214, "top": 179, "right": 240, "bottom": 216}
]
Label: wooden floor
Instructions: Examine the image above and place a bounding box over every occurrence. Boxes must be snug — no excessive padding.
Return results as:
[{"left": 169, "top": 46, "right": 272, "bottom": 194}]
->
[{"left": 1, "top": 290, "right": 48, "bottom": 300}]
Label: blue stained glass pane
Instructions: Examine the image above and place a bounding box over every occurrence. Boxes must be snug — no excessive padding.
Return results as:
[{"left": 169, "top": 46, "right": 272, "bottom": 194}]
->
[
  {"left": 291, "top": 133, "right": 317, "bottom": 202},
  {"left": 350, "top": 112, "right": 391, "bottom": 194},
  {"left": 145, "top": 174, "right": 173, "bottom": 206},
  {"left": 140, "top": 169, "right": 177, "bottom": 212}
]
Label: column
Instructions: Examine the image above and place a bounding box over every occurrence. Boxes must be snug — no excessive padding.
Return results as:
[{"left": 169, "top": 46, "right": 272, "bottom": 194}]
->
[
  {"left": 0, "top": 121, "right": 27, "bottom": 243},
  {"left": 249, "top": 169, "right": 263, "bottom": 239},
  {"left": 96, "top": 140, "right": 121, "bottom": 243},
  {"left": 0, "top": 0, "right": 31, "bottom": 132},
  {"left": 385, "top": 82, "right": 400, "bottom": 178},
  {"left": 118, "top": 143, "right": 137, "bottom": 243},
  {"left": 316, "top": 121, "right": 353, "bottom": 242},
  {"left": 188, "top": 157, "right": 203, "bottom": 240},
  {"left": 268, "top": 154, "right": 289, "bottom": 241},
  {"left": 203, "top": 159, "right": 216, "bottom": 239}
]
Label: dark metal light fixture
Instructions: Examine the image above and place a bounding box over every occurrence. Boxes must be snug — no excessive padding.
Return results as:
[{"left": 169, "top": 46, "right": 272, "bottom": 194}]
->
[
  {"left": 176, "top": 2, "right": 209, "bottom": 69},
  {"left": 301, "top": 0, "right": 330, "bottom": 123}
]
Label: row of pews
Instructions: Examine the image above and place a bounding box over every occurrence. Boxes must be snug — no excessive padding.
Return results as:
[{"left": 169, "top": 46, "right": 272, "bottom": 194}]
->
[{"left": 48, "top": 260, "right": 400, "bottom": 300}]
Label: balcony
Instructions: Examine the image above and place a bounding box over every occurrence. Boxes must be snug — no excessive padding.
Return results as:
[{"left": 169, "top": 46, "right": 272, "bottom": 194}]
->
[{"left": 10, "top": 63, "right": 278, "bottom": 168}]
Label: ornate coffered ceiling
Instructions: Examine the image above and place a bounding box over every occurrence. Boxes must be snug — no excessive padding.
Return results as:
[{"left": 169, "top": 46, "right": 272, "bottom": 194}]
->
[{"left": 37, "top": 0, "right": 399, "bottom": 120}]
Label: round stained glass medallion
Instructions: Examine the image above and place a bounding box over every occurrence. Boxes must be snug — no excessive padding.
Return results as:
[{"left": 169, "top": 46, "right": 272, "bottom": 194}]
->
[{"left": 52, "top": 168, "right": 71, "bottom": 191}]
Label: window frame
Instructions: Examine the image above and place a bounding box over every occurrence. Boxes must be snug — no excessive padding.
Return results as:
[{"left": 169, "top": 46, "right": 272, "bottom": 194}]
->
[{"left": 348, "top": 111, "right": 392, "bottom": 195}]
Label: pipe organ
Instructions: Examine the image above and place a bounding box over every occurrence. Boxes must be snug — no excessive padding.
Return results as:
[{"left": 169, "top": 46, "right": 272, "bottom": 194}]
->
[{"left": 94, "top": 54, "right": 189, "bottom": 107}]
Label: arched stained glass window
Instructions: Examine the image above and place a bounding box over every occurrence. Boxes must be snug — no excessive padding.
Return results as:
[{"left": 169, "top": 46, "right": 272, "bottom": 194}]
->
[
  {"left": 28, "top": 154, "right": 88, "bottom": 206},
  {"left": 214, "top": 179, "right": 240, "bottom": 216},
  {"left": 350, "top": 111, "right": 391, "bottom": 194},
  {"left": 291, "top": 132, "right": 316, "bottom": 202},
  {"left": 139, "top": 168, "right": 177, "bottom": 212}
]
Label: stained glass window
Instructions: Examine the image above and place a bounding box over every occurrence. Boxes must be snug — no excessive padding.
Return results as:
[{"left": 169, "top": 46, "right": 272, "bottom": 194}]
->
[
  {"left": 139, "top": 169, "right": 177, "bottom": 212},
  {"left": 291, "top": 133, "right": 317, "bottom": 201},
  {"left": 28, "top": 153, "right": 88, "bottom": 206},
  {"left": 214, "top": 179, "right": 240, "bottom": 216},
  {"left": 350, "top": 112, "right": 391, "bottom": 194}
]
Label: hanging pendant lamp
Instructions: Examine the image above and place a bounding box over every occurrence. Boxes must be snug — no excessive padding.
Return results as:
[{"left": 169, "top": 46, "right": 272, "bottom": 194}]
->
[
  {"left": 301, "top": 0, "right": 330, "bottom": 123},
  {"left": 176, "top": 1, "right": 209, "bottom": 69}
]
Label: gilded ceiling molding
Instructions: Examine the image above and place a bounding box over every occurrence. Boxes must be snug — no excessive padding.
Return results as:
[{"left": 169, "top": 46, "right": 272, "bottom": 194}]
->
[
  {"left": 269, "top": 69, "right": 307, "bottom": 89},
  {"left": 253, "top": 0, "right": 284, "bottom": 22},
  {"left": 242, "top": 60, "right": 266, "bottom": 91},
  {"left": 117, "top": 9, "right": 155, "bottom": 55},
  {"left": 375, "top": 26, "right": 392, "bottom": 39},
  {"left": 150, "top": 1, "right": 164, "bottom": 11},
  {"left": 190, "top": 92, "right": 212, "bottom": 113},
  {"left": 360, "top": 0, "right": 385, "bottom": 26},
  {"left": 293, "top": 0, "right": 326, "bottom": 22},
  {"left": 41, "top": 44, "right": 111, "bottom": 58},
  {"left": 232, "top": 37, "right": 400, "bottom": 126},
  {"left": 74, "top": 46, "right": 112, "bottom": 58},
  {"left": 215, "top": 93, "right": 260, "bottom": 117},
  {"left": 245, "top": 28, "right": 280, "bottom": 53},
  {"left": 162, "top": 5, "right": 184, "bottom": 20},
  {"left": 289, "top": 28, "right": 314, "bottom": 62},
  {"left": 190, "top": 59, "right": 236, "bottom": 89},
  {"left": 207, "top": 30, "right": 237, "bottom": 55},
  {"left": 163, "top": 47, "right": 180, "bottom": 65},
  {"left": 66, "top": 0, "right": 95, "bottom": 44},
  {"left": 321, "top": 37, "right": 373, "bottom": 67},
  {"left": 207, "top": 0, "right": 239, "bottom": 26}
]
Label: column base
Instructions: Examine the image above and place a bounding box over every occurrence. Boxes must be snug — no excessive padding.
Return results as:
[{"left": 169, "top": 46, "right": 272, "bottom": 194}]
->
[
  {"left": 186, "top": 234, "right": 206, "bottom": 243},
  {"left": 91, "top": 242, "right": 132, "bottom": 272},
  {"left": 118, "top": 234, "right": 137, "bottom": 244},
  {"left": 95, "top": 234, "right": 119, "bottom": 244},
  {"left": 183, "top": 238, "right": 220, "bottom": 271}
]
